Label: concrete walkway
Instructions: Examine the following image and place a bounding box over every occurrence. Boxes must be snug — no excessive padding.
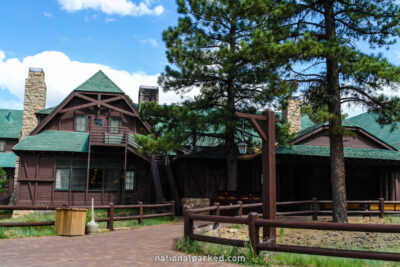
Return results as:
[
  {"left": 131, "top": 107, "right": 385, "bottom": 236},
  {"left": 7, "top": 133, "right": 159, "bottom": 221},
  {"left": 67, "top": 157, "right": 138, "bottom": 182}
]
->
[{"left": 0, "top": 222, "right": 238, "bottom": 267}]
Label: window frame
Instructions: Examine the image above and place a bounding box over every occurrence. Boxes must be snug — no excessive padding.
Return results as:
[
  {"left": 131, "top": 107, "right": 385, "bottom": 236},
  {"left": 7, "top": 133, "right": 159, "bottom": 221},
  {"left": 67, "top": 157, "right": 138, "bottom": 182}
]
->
[
  {"left": 109, "top": 117, "right": 121, "bottom": 134},
  {"left": 125, "top": 170, "right": 135, "bottom": 191},
  {"left": 0, "top": 140, "right": 5, "bottom": 152},
  {"left": 55, "top": 168, "right": 70, "bottom": 191},
  {"left": 75, "top": 115, "right": 87, "bottom": 132}
]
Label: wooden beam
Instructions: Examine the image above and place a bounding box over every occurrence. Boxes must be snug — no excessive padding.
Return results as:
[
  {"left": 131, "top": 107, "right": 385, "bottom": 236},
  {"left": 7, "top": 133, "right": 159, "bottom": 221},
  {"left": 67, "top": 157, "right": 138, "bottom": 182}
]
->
[
  {"left": 60, "top": 102, "right": 97, "bottom": 113},
  {"left": 262, "top": 110, "right": 276, "bottom": 241},
  {"left": 236, "top": 112, "right": 267, "bottom": 121},
  {"left": 31, "top": 91, "right": 76, "bottom": 135},
  {"left": 101, "top": 102, "right": 138, "bottom": 117},
  {"left": 250, "top": 118, "right": 268, "bottom": 142}
]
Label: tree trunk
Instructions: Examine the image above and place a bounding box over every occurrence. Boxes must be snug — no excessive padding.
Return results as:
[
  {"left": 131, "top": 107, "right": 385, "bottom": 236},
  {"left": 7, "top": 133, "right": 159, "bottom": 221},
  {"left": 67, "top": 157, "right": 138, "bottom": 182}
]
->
[
  {"left": 226, "top": 131, "right": 238, "bottom": 191},
  {"left": 226, "top": 18, "right": 238, "bottom": 192},
  {"left": 324, "top": 1, "right": 348, "bottom": 223}
]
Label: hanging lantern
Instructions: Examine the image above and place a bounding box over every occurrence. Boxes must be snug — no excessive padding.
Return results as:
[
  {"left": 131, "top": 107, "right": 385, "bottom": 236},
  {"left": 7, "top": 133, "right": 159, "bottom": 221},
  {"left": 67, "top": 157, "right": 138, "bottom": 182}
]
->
[{"left": 238, "top": 141, "right": 248, "bottom": 155}]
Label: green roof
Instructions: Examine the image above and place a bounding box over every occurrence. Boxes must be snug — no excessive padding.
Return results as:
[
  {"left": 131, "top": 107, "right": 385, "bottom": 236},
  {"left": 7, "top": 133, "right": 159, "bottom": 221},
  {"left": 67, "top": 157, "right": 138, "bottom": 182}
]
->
[
  {"left": 277, "top": 145, "right": 400, "bottom": 161},
  {"left": 74, "top": 70, "right": 124, "bottom": 94},
  {"left": 0, "top": 152, "right": 17, "bottom": 168},
  {"left": 13, "top": 131, "right": 89, "bottom": 152},
  {"left": 0, "top": 109, "right": 22, "bottom": 139},
  {"left": 346, "top": 112, "right": 400, "bottom": 149},
  {"left": 36, "top": 107, "right": 56, "bottom": 115}
]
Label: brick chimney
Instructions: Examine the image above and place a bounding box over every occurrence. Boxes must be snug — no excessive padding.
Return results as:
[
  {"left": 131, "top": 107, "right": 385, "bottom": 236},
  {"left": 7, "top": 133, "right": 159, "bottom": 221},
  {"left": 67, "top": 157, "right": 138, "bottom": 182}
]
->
[
  {"left": 282, "top": 97, "right": 301, "bottom": 134},
  {"left": 11, "top": 68, "right": 47, "bottom": 202},
  {"left": 138, "top": 85, "right": 159, "bottom": 106}
]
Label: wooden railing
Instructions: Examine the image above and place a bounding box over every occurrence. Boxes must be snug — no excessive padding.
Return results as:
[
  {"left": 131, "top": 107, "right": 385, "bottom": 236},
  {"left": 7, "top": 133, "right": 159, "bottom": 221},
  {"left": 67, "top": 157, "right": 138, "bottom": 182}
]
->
[
  {"left": 184, "top": 202, "right": 400, "bottom": 262},
  {"left": 0, "top": 201, "right": 175, "bottom": 230}
]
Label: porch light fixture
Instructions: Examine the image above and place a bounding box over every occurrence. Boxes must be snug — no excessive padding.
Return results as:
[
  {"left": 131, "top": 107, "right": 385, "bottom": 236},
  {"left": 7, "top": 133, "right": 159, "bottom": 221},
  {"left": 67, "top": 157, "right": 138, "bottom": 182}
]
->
[
  {"left": 238, "top": 119, "right": 248, "bottom": 155},
  {"left": 238, "top": 141, "right": 248, "bottom": 155}
]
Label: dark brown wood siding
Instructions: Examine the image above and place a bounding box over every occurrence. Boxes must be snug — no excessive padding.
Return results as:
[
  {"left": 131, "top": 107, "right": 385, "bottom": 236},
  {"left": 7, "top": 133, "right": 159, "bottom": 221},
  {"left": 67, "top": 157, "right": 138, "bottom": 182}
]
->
[
  {"left": 297, "top": 131, "right": 386, "bottom": 149},
  {"left": 5, "top": 139, "right": 18, "bottom": 152}
]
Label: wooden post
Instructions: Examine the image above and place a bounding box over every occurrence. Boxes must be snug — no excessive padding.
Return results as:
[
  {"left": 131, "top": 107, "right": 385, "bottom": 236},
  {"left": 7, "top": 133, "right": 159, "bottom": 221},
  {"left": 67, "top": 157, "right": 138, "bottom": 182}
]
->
[
  {"left": 138, "top": 201, "right": 143, "bottom": 224},
  {"left": 262, "top": 110, "right": 276, "bottom": 241},
  {"left": 379, "top": 198, "right": 385, "bottom": 218},
  {"left": 85, "top": 143, "right": 91, "bottom": 206},
  {"left": 312, "top": 197, "right": 318, "bottom": 221},
  {"left": 184, "top": 209, "right": 193, "bottom": 239},
  {"left": 107, "top": 202, "right": 114, "bottom": 231},
  {"left": 248, "top": 212, "right": 259, "bottom": 256},
  {"left": 122, "top": 139, "right": 128, "bottom": 204},
  {"left": 213, "top": 202, "right": 220, "bottom": 229},
  {"left": 237, "top": 201, "right": 243, "bottom": 217},
  {"left": 170, "top": 201, "right": 175, "bottom": 221}
]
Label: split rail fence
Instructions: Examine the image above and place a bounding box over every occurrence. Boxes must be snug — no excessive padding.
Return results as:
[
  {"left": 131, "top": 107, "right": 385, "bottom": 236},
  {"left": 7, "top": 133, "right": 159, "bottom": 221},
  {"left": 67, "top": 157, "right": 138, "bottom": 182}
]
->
[
  {"left": 184, "top": 200, "right": 400, "bottom": 262},
  {"left": 0, "top": 201, "right": 175, "bottom": 231}
]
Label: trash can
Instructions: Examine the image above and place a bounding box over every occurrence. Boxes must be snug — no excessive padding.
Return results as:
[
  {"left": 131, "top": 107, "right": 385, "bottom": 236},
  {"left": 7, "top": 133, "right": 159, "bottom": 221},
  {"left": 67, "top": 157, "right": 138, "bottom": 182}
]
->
[{"left": 55, "top": 208, "right": 87, "bottom": 236}]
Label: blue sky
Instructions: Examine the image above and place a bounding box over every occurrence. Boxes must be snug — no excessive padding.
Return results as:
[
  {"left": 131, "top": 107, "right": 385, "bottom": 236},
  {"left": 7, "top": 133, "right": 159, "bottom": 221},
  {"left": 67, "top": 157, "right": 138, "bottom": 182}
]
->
[
  {"left": 0, "top": 0, "right": 186, "bottom": 108},
  {"left": 0, "top": 0, "right": 400, "bottom": 116},
  {"left": 0, "top": 0, "right": 177, "bottom": 74}
]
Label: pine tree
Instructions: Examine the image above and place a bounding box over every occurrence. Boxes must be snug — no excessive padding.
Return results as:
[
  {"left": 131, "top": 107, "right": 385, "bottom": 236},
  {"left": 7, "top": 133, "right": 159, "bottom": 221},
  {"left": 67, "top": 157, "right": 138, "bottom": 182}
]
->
[
  {"left": 281, "top": 0, "right": 400, "bottom": 222},
  {"left": 140, "top": 0, "right": 294, "bottom": 191}
]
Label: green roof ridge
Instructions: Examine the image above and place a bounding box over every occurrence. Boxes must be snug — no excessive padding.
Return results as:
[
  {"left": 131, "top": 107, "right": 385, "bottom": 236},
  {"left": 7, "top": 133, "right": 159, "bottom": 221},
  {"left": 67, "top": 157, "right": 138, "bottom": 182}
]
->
[{"left": 74, "top": 70, "right": 124, "bottom": 94}]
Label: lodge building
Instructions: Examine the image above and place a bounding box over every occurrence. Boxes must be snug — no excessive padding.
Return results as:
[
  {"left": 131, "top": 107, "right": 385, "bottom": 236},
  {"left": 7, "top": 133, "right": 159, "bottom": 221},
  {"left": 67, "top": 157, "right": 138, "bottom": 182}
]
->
[{"left": 1, "top": 68, "right": 400, "bottom": 209}]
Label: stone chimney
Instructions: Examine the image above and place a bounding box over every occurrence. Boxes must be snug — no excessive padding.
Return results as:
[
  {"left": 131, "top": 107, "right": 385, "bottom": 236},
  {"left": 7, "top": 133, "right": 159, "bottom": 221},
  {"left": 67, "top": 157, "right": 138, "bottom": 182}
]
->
[
  {"left": 138, "top": 85, "right": 159, "bottom": 106},
  {"left": 282, "top": 97, "right": 301, "bottom": 134},
  {"left": 11, "top": 68, "right": 47, "bottom": 202},
  {"left": 20, "top": 68, "right": 47, "bottom": 139}
]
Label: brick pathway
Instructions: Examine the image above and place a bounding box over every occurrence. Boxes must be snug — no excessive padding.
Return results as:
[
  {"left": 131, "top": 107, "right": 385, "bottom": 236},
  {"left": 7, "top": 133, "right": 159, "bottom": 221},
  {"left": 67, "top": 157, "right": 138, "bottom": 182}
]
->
[{"left": 0, "top": 222, "right": 237, "bottom": 267}]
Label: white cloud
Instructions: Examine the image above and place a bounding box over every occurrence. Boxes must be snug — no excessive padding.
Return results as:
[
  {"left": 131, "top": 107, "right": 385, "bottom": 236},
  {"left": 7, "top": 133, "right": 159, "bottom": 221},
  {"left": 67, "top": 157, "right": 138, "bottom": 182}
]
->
[
  {"left": 140, "top": 38, "right": 158, "bottom": 47},
  {"left": 105, "top": 17, "right": 116, "bottom": 22},
  {"left": 44, "top": 12, "right": 53, "bottom": 18},
  {"left": 58, "top": 0, "right": 164, "bottom": 17},
  {"left": 0, "top": 50, "right": 196, "bottom": 109}
]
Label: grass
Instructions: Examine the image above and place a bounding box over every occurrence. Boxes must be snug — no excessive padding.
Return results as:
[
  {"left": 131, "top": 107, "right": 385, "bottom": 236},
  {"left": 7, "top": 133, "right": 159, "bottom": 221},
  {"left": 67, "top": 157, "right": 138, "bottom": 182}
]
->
[
  {"left": 0, "top": 207, "right": 177, "bottom": 239},
  {"left": 177, "top": 216, "right": 400, "bottom": 266},
  {"left": 177, "top": 238, "right": 400, "bottom": 267}
]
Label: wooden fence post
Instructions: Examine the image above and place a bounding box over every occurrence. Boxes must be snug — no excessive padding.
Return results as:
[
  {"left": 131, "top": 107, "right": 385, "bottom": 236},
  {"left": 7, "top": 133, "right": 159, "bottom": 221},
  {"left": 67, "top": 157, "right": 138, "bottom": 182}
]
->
[
  {"left": 107, "top": 203, "right": 114, "bottom": 231},
  {"left": 248, "top": 212, "right": 259, "bottom": 256},
  {"left": 237, "top": 201, "right": 243, "bottom": 218},
  {"left": 379, "top": 198, "right": 385, "bottom": 218},
  {"left": 138, "top": 201, "right": 144, "bottom": 224},
  {"left": 170, "top": 201, "right": 175, "bottom": 221},
  {"left": 184, "top": 209, "right": 193, "bottom": 239},
  {"left": 213, "top": 202, "right": 220, "bottom": 229},
  {"left": 312, "top": 197, "right": 318, "bottom": 221}
]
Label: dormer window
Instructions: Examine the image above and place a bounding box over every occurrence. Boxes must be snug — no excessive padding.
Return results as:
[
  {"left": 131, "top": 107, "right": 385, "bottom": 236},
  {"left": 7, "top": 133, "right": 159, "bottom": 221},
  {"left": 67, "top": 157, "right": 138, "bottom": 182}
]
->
[
  {"left": 0, "top": 140, "right": 5, "bottom": 152},
  {"left": 75, "top": 115, "right": 87, "bottom": 132}
]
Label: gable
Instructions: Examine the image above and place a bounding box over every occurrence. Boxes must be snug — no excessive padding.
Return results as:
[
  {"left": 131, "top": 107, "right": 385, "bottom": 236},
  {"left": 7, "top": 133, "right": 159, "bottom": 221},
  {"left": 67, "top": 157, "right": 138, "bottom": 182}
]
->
[{"left": 292, "top": 126, "right": 396, "bottom": 150}]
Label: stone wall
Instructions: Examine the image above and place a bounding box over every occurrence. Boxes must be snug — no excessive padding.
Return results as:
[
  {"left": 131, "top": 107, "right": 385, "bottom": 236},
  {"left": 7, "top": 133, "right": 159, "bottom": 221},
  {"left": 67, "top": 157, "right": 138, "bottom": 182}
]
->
[
  {"left": 282, "top": 98, "right": 301, "bottom": 134},
  {"left": 13, "top": 68, "right": 47, "bottom": 194},
  {"left": 138, "top": 85, "right": 159, "bottom": 106},
  {"left": 182, "top": 198, "right": 210, "bottom": 210}
]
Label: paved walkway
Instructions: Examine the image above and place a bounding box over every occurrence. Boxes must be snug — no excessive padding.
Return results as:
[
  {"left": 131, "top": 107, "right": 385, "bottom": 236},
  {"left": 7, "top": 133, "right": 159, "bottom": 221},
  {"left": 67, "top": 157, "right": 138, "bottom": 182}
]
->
[{"left": 0, "top": 222, "right": 237, "bottom": 267}]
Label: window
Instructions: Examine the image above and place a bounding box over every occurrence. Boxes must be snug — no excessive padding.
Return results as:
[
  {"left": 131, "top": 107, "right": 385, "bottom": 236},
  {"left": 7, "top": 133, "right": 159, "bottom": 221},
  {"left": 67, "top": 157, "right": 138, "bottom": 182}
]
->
[
  {"left": 55, "top": 168, "right": 70, "bottom": 190},
  {"left": 125, "top": 170, "right": 134, "bottom": 190},
  {"left": 71, "top": 168, "right": 86, "bottom": 191},
  {"left": 89, "top": 168, "right": 103, "bottom": 191},
  {"left": 75, "top": 116, "right": 86, "bottom": 132},
  {"left": 0, "top": 140, "right": 5, "bottom": 152},
  {"left": 94, "top": 118, "right": 103, "bottom": 127},
  {"left": 110, "top": 117, "right": 121, "bottom": 134},
  {"left": 105, "top": 169, "right": 120, "bottom": 191}
]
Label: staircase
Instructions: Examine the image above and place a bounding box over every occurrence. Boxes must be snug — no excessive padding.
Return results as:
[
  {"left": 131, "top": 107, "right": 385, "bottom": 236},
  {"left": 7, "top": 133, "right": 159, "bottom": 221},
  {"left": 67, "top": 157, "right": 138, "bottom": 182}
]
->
[{"left": 155, "top": 155, "right": 170, "bottom": 199}]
